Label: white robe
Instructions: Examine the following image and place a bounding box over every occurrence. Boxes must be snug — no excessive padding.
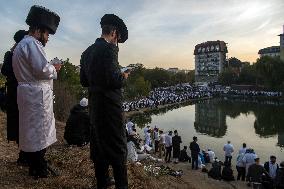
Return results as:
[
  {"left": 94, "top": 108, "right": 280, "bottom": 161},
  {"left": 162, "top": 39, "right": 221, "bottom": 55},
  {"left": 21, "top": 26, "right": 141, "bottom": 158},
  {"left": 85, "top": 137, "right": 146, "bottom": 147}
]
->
[{"left": 12, "top": 35, "right": 57, "bottom": 152}]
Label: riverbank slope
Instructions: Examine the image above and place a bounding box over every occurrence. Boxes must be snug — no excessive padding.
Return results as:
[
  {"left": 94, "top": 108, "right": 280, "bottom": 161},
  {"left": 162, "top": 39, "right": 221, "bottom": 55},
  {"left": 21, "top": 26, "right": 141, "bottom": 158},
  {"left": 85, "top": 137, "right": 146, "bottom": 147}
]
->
[{"left": 0, "top": 111, "right": 247, "bottom": 189}]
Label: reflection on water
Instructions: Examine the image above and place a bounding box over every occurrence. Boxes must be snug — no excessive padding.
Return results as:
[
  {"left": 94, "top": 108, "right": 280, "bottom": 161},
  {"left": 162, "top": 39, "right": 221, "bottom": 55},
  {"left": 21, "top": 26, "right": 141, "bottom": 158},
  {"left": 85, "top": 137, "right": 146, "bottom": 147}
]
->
[
  {"left": 131, "top": 99, "right": 284, "bottom": 162},
  {"left": 194, "top": 100, "right": 227, "bottom": 138}
]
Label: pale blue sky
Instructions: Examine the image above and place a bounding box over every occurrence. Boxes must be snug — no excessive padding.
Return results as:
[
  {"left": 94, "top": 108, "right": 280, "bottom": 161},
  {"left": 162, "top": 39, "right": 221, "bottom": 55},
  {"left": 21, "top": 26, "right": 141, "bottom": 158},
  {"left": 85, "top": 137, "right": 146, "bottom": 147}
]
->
[{"left": 0, "top": 0, "right": 283, "bottom": 69}]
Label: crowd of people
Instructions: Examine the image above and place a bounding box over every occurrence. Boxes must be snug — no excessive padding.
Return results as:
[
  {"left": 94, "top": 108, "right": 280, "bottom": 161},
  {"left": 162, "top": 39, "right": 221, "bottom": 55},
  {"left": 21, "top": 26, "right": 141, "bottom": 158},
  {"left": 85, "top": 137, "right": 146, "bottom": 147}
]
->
[
  {"left": 122, "top": 84, "right": 283, "bottom": 112},
  {"left": 122, "top": 84, "right": 212, "bottom": 112},
  {"left": 125, "top": 120, "right": 284, "bottom": 189}
]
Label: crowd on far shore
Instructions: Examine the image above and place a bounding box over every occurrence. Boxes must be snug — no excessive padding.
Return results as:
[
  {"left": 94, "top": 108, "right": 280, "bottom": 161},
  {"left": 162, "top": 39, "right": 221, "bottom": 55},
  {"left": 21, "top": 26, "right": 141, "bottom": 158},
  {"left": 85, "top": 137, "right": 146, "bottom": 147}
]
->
[
  {"left": 122, "top": 83, "right": 283, "bottom": 112},
  {"left": 125, "top": 120, "right": 284, "bottom": 189}
]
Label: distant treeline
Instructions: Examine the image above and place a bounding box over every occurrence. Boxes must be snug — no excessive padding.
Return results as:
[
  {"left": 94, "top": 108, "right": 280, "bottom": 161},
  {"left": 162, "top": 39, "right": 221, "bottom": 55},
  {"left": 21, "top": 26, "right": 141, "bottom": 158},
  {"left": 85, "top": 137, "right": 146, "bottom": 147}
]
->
[{"left": 218, "top": 56, "right": 284, "bottom": 91}]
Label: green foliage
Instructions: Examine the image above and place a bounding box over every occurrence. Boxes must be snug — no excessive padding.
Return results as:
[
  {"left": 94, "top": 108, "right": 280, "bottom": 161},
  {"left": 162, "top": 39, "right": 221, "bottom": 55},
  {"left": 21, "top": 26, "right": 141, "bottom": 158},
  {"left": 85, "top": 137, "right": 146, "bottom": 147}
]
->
[
  {"left": 124, "top": 67, "right": 151, "bottom": 99},
  {"left": 218, "top": 56, "right": 284, "bottom": 90},
  {"left": 218, "top": 68, "right": 238, "bottom": 85},
  {"left": 53, "top": 59, "right": 87, "bottom": 121},
  {"left": 255, "top": 56, "right": 284, "bottom": 89},
  {"left": 144, "top": 68, "right": 171, "bottom": 88}
]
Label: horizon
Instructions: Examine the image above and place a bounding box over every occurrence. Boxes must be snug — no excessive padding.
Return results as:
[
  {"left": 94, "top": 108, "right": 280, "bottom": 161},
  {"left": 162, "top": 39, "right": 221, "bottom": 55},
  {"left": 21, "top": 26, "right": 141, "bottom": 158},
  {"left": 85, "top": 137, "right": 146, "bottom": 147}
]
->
[{"left": 0, "top": 0, "right": 283, "bottom": 70}]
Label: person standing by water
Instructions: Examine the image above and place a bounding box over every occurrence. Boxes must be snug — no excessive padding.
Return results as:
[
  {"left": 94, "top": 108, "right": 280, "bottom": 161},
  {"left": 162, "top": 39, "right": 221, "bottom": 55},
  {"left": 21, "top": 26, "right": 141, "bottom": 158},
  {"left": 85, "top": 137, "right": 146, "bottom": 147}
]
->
[
  {"left": 190, "top": 136, "right": 200, "bottom": 170},
  {"left": 1, "top": 30, "right": 28, "bottom": 165},
  {"left": 12, "top": 5, "right": 61, "bottom": 178},
  {"left": 236, "top": 152, "right": 246, "bottom": 181},
  {"left": 80, "top": 14, "right": 129, "bottom": 189},
  {"left": 164, "top": 131, "right": 173, "bottom": 163},
  {"left": 159, "top": 130, "right": 166, "bottom": 158},
  {"left": 172, "top": 130, "right": 182, "bottom": 164},
  {"left": 239, "top": 143, "right": 247, "bottom": 154},
  {"left": 223, "top": 141, "right": 234, "bottom": 165}
]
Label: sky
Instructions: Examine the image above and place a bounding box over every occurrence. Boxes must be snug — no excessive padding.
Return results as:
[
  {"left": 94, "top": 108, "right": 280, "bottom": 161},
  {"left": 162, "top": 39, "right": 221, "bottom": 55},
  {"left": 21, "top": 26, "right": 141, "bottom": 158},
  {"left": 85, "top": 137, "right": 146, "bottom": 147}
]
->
[{"left": 0, "top": 0, "right": 283, "bottom": 70}]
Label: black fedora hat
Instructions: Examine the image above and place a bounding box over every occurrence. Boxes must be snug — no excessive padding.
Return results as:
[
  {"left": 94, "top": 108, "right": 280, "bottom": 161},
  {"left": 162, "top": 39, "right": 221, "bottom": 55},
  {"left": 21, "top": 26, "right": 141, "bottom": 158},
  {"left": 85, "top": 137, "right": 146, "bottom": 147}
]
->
[{"left": 100, "top": 14, "right": 128, "bottom": 43}]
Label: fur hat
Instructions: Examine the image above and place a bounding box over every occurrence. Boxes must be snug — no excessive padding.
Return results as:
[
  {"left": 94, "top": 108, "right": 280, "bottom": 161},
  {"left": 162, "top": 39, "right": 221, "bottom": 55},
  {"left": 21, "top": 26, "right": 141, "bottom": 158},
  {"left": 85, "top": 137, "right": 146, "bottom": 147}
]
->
[
  {"left": 14, "top": 30, "right": 28, "bottom": 43},
  {"left": 26, "top": 5, "right": 60, "bottom": 35},
  {"left": 100, "top": 14, "right": 128, "bottom": 43}
]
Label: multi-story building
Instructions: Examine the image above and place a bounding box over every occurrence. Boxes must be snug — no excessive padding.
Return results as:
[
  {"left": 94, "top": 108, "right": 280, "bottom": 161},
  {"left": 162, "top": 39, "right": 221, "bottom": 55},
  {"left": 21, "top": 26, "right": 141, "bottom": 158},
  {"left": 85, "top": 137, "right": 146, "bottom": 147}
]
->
[
  {"left": 258, "top": 46, "right": 280, "bottom": 58},
  {"left": 194, "top": 40, "right": 228, "bottom": 84},
  {"left": 258, "top": 25, "right": 284, "bottom": 60}
]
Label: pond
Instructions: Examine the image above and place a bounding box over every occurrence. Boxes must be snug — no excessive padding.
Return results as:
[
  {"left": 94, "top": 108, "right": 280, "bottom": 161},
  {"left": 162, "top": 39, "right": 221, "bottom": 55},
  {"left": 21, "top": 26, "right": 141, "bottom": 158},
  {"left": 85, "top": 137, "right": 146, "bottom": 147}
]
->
[{"left": 131, "top": 98, "right": 284, "bottom": 163}]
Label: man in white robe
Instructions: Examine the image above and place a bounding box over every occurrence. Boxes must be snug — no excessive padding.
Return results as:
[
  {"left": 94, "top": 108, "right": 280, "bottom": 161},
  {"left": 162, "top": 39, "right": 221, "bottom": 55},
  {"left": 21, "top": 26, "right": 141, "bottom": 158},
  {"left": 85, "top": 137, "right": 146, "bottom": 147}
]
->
[{"left": 12, "top": 5, "right": 61, "bottom": 178}]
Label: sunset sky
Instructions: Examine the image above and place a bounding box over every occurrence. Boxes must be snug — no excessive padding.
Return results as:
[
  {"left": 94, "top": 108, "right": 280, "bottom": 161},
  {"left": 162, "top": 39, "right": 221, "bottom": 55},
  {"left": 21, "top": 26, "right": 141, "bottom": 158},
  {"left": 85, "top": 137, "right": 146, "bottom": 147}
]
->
[{"left": 0, "top": 0, "right": 283, "bottom": 70}]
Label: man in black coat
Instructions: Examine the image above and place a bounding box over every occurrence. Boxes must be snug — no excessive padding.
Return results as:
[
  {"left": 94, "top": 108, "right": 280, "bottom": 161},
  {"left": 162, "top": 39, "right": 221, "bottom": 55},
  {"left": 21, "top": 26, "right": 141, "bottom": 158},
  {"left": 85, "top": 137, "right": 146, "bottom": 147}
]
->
[
  {"left": 64, "top": 98, "right": 90, "bottom": 146},
  {"left": 172, "top": 130, "right": 182, "bottom": 163},
  {"left": 190, "top": 136, "right": 200, "bottom": 170},
  {"left": 179, "top": 146, "right": 191, "bottom": 162},
  {"left": 80, "top": 14, "right": 129, "bottom": 189},
  {"left": 1, "top": 30, "right": 28, "bottom": 165}
]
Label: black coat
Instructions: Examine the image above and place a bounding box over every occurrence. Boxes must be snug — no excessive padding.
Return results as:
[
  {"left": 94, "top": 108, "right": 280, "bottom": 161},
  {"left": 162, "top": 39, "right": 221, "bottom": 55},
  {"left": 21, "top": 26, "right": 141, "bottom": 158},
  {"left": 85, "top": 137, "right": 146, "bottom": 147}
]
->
[
  {"left": 64, "top": 104, "right": 90, "bottom": 145},
  {"left": 172, "top": 135, "right": 182, "bottom": 158},
  {"left": 80, "top": 38, "right": 127, "bottom": 164},
  {"left": 275, "top": 168, "right": 284, "bottom": 188},
  {"left": 190, "top": 141, "right": 200, "bottom": 158},
  {"left": 1, "top": 51, "right": 19, "bottom": 142},
  {"left": 222, "top": 166, "right": 235, "bottom": 181}
]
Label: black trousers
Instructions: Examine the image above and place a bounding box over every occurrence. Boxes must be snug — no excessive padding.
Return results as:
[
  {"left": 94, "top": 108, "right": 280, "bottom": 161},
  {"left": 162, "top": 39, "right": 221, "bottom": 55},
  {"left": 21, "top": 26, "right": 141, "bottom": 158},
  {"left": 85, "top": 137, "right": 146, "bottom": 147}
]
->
[
  {"left": 192, "top": 156, "right": 198, "bottom": 169},
  {"left": 95, "top": 160, "right": 128, "bottom": 189},
  {"left": 165, "top": 146, "right": 172, "bottom": 162},
  {"left": 26, "top": 148, "right": 48, "bottom": 177},
  {"left": 236, "top": 166, "right": 246, "bottom": 181},
  {"left": 155, "top": 140, "right": 159, "bottom": 153},
  {"left": 225, "top": 155, "right": 232, "bottom": 165}
]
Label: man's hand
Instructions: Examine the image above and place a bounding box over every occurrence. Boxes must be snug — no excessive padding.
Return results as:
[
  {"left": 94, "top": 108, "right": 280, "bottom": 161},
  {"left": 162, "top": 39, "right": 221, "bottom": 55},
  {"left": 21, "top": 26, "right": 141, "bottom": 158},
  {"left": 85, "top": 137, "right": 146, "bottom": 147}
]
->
[{"left": 53, "top": 63, "right": 62, "bottom": 72}]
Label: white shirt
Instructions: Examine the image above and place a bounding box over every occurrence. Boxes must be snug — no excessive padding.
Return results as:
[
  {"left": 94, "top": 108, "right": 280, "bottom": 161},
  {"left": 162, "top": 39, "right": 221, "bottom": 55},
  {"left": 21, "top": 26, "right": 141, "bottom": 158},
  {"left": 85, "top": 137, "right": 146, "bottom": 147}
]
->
[
  {"left": 126, "top": 121, "right": 134, "bottom": 134},
  {"left": 207, "top": 150, "right": 215, "bottom": 162},
  {"left": 145, "top": 132, "right": 151, "bottom": 146},
  {"left": 154, "top": 131, "right": 160, "bottom": 141},
  {"left": 160, "top": 134, "right": 166, "bottom": 144},
  {"left": 144, "top": 127, "right": 149, "bottom": 136},
  {"left": 269, "top": 162, "right": 278, "bottom": 179},
  {"left": 223, "top": 143, "right": 234, "bottom": 156},
  {"left": 127, "top": 141, "right": 138, "bottom": 162},
  {"left": 239, "top": 147, "right": 247, "bottom": 154},
  {"left": 165, "top": 134, "right": 172, "bottom": 147},
  {"left": 236, "top": 153, "right": 245, "bottom": 167}
]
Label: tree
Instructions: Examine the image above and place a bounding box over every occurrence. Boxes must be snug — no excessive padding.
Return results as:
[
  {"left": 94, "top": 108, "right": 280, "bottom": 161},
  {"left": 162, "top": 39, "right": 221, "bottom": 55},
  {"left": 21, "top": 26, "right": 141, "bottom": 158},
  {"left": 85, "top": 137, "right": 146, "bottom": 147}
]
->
[
  {"left": 255, "top": 56, "right": 284, "bottom": 89},
  {"left": 218, "top": 68, "right": 238, "bottom": 85},
  {"left": 53, "top": 59, "right": 86, "bottom": 121}
]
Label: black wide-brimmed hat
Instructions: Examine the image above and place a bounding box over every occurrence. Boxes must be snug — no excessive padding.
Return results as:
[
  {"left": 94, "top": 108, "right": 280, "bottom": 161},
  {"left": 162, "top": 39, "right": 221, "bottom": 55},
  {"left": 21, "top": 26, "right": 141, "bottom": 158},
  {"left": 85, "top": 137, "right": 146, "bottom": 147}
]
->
[
  {"left": 26, "top": 5, "right": 60, "bottom": 35},
  {"left": 14, "top": 30, "right": 28, "bottom": 43},
  {"left": 100, "top": 14, "right": 128, "bottom": 43}
]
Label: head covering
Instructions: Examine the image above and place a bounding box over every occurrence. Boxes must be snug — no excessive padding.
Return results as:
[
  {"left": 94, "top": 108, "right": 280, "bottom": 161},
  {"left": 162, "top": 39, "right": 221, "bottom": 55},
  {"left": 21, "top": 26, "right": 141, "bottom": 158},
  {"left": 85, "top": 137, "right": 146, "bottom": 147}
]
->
[
  {"left": 100, "top": 14, "right": 128, "bottom": 43},
  {"left": 26, "top": 5, "right": 60, "bottom": 35},
  {"left": 14, "top": 30, "right": 28, "bottom": 43},
  {"left": 80, "top": 98, "right": 88, "bottom": 107}
]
